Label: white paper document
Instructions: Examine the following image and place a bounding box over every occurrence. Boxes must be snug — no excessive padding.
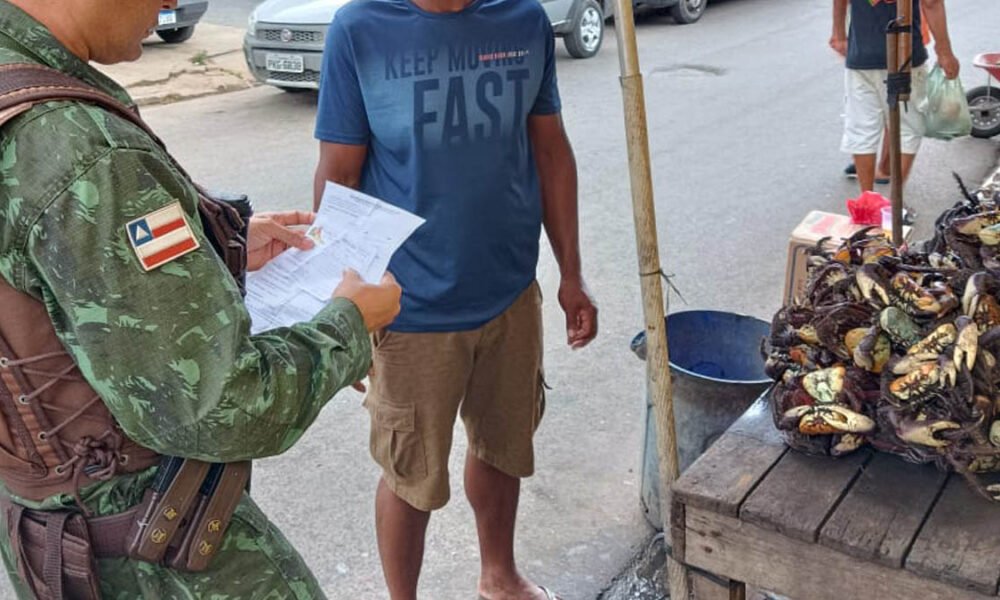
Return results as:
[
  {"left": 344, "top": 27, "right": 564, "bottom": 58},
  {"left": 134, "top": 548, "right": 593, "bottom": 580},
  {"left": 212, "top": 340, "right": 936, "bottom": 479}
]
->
[{"left": 245, "top": 182, "right": 424, "bottom": 334}]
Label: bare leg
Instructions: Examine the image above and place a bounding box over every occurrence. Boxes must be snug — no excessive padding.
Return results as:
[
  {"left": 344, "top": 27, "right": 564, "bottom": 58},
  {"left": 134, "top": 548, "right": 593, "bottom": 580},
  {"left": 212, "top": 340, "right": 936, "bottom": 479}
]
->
[
  {"left": 901, "top": 152, "right": 916, "bottom": 186},
  {"left": 466, "top": 452, "right": 544, "bottom": 600},
  {"left": 376, "top": 478, "right": 431, "bottom": 600},
  {"left": 853, "top": 153, "right": 877, "bottom": 192},
  {"left": 877, "top": 129, "right": 891, "bottom": 180}
]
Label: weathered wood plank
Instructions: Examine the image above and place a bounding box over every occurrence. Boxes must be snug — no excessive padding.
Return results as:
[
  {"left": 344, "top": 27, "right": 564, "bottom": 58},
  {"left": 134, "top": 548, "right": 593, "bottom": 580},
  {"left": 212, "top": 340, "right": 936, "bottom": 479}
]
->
[
  {"left": 672, "top": 399, "right": 787, "bottom": 517},
  {"left": 740, "top": 447, "right": 871, "bottom": 543},
  {"left": 687, "top": 569, "right": 749, "bottom": 600},
  {"left": 818, "top": 453, "right": 948, "bottom": 568},
  {"left": 684, "top": 507, "right": 995, "bottom": 600},
  {"left": 690, "top": 569, "right": 731, "bottom": 600},
  {"left": 906, "top": 472, "right": 1000, "bottom": 596}
]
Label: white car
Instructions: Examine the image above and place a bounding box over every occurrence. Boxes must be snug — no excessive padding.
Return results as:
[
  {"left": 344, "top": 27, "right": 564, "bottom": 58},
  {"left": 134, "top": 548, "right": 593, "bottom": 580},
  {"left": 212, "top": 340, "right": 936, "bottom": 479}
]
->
[{"left": 243, "top": 0, "right": 608, "bottom": 92}]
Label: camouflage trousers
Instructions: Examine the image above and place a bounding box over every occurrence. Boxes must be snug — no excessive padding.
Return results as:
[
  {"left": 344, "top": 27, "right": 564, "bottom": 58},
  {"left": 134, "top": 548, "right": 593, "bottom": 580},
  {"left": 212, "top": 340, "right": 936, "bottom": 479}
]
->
[{"left": 0, "top": 494, "right": 326, "bottom": 599}]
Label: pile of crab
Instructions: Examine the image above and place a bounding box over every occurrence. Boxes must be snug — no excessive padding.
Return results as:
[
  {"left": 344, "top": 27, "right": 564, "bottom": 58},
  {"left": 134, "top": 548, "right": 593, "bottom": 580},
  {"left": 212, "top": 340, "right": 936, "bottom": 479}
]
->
[{"left": 764, "top": 182, "right": 1000, "bottom": 500}]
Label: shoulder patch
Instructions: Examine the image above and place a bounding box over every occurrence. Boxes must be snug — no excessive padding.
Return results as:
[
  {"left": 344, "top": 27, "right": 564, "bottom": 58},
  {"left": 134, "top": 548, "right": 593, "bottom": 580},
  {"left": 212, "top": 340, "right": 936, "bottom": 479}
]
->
[{"left": 125, "top": 202, "right": 200, "bottom": 271}]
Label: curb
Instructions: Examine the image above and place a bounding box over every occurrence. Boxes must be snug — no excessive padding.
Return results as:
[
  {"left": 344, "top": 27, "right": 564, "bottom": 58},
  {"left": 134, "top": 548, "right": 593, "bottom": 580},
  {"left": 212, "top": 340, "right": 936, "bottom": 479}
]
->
[{"left": 96, "top": 24, "right": 257, "bottom": 107}]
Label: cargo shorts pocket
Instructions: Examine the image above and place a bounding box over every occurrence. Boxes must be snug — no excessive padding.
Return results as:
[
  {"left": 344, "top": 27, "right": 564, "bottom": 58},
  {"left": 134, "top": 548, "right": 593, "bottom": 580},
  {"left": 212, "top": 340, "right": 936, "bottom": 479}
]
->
[
  {"left": 533, "top": 370, "right": 550, "bottom": 433},
  {"left": 371, "top": 403, "right": 427, "bottom": 482}
]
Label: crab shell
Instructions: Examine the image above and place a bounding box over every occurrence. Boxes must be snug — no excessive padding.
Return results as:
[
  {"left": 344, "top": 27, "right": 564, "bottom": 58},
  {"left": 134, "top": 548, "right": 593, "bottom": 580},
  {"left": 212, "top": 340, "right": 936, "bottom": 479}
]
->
[
  {"left": 879, "top": 306, "right": 922, "bottom": 346},
  {"left": 802, "top": 366, "right": 846, "bottom": 404}
]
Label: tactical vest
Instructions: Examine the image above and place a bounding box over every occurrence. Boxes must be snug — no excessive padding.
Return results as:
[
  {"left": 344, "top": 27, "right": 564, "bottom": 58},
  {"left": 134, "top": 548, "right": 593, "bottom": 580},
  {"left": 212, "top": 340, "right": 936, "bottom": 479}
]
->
[{"left": 0, "top": 63, "right": 249, "bottom": 503}]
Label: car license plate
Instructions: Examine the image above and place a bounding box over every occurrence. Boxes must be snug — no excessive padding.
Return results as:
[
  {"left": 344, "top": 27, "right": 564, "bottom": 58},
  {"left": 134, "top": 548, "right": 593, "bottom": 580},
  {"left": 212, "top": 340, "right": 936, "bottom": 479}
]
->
[
  {"left": 158, "top": 10, "right": 177, "bottom": 26},
  {"left": 266, "top": 53, "right": 305, "bottom": 74}
]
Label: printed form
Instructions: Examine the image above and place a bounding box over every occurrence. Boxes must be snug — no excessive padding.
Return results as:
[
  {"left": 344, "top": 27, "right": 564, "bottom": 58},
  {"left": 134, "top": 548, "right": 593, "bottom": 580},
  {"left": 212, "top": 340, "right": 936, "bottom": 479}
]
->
[{"left": 245, "top": 181, "right": 424, "bottom": 334}]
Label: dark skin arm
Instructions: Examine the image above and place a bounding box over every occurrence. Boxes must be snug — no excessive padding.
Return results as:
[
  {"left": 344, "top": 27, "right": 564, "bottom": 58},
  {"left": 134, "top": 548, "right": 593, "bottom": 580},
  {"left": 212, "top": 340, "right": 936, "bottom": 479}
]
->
[
  {"left": 314, "top": 142, "right": 367, "bottom": 210},
  {"left": 830, "top": 0, "right": 848, "bottom": 57},
  {"left": 528, "top": 113, "right": 597, "bottom": 349},
  {"left": 921, "top": 0, "right": 959, "bottom": 78}
]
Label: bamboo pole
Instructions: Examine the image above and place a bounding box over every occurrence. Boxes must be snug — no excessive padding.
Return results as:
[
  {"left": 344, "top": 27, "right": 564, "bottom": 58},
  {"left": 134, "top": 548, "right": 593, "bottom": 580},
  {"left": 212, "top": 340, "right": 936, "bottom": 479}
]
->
[
  {"left": 887, "top": 0, "right": 913, "bottom": 246},
  {"left": 609, "top": 3, "right": 688, "bottom": 598}
]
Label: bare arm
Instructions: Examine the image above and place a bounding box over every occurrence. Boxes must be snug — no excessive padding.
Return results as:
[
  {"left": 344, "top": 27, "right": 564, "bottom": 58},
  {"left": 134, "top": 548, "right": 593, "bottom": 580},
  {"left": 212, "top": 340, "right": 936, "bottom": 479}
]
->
[
  {"left": 313, "top": 141, "right": 368, "bottom": 210},
  {"left": 528, "top": 113, "right": 597, "bottom": 348},
  {"left": 830, "top": 0, "right": 848, "bottom": 56},
  {"left": 921, "top": 0, "right": 959, "bottom": 78},
  {"left": 530, "top": 113, "right": 580, "bottom": 281}
]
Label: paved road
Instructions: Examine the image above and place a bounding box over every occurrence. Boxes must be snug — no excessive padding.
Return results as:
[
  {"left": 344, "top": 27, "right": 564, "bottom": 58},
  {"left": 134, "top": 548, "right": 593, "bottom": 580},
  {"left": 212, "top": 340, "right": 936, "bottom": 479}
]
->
[{"left": 3, "top": 1, "right": 998, "bottom": 599}]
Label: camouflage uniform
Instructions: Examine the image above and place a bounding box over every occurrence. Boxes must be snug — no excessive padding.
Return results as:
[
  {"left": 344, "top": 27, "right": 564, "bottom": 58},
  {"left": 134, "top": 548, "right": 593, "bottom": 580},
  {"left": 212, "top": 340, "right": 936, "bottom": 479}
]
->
[{"left": 0, "top": 1, "right": 371, "bottom": 597}]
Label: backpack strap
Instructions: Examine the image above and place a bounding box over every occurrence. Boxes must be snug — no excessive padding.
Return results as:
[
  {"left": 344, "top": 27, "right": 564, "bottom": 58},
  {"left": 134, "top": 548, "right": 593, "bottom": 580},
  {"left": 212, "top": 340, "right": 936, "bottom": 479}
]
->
[{"left": 0, "top": 62, "right": 164, "bottom": 145}]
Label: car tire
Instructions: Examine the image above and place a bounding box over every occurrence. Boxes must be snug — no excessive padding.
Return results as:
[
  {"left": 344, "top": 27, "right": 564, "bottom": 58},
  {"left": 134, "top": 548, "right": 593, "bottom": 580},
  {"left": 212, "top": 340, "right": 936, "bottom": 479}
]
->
[
  {"left": 966, "top": 85, "right": 1000, "bottom": 139},
  {"left": 157, "top": 25, "right": 196, "bottom": 44},
  {"left": 670, "top": 0, "right": 706, "bottom": 24},
  {"left": 564, "top": 0, "right": 604, "bottom": 59}
]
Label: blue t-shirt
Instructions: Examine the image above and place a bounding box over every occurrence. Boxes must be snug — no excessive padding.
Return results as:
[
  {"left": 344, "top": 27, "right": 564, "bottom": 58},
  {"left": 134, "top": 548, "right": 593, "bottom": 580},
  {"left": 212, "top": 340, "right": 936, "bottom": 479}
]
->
[
  {"left": 315, "top": 0, "right": 561, "bottom": 332},
  {"left": 846, "top": 0, "right": 927, "bottom": 70}
]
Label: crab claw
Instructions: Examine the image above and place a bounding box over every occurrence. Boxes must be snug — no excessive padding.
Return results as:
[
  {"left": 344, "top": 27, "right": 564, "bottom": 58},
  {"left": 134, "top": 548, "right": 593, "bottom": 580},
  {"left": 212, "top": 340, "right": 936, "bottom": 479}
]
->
[
  {"left": 964, "top": 273, "right": 988, "bottom": 317},
  {"left": 906, "top": 323, "right": 957, "bottom": 358},
  {"left": 938, "top": 356, "right": 958, "bottom": 388},
  {"left": 783, "top": 404, "right": 875, "bottom": 435},
  {"left": 856, "top": 265, "right": 890, "bottom": 306},
  {"left": 897, "top": 419, "right": 961, "bottom": 447},
  {"left": 953, "top": 211, "right": 1000, "bottom": 236},
  {"left": 954, "top": 316, "right": 979, "bottom": 372},
  {"left": 831, "top": 433, "right": 866, "bottom": 456},
  {"left": 979, "top": 223, "right": 1000, "bottom": 246},
  {"left": 987, "top": 484, "right": 1000, "bottom": 502},
  {"left": 891, "top": 355, "right": 934, "bottom": 375}
]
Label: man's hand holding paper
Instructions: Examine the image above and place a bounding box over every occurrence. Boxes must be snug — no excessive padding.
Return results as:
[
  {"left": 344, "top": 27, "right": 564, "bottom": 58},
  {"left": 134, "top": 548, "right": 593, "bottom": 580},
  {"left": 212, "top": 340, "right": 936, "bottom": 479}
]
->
[
  {"left": 245, "top": 182, "right": 424, "bottom": 333},
  {"left": 247, "top": 210, "right": 317, "bottom": 271}
]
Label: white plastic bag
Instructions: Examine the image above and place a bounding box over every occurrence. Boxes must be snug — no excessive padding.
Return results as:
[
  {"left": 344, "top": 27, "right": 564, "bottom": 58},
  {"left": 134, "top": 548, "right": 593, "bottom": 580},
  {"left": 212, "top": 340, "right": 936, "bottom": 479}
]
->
[{"left": 919, "top": 64, "right": 973, "bottom": 140}]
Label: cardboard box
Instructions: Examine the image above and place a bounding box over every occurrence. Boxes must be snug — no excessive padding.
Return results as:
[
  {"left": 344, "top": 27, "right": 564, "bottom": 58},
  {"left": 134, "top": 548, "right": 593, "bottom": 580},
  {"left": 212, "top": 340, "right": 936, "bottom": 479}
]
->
[{"left": 783, "top": 211, "right": 912, "bottom": 306}]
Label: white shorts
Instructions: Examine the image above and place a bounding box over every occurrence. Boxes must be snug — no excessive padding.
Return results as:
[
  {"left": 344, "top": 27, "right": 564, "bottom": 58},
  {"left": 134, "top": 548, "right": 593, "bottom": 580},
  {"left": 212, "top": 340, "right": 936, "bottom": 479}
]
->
[{"left": 841, "top": 65, "right": 927, "bottom": 155}]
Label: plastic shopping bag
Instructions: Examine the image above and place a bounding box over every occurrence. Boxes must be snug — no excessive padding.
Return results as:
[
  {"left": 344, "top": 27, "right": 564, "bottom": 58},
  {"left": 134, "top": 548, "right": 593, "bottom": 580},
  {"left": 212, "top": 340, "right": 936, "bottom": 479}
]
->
[{"left": 919, "top": 64, "right": 973, "bottom": 141}]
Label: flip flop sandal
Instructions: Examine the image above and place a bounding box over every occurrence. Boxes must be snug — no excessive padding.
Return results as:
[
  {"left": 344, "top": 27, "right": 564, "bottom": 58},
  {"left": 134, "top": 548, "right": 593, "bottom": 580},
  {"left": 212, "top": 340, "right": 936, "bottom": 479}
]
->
[
  {"left": 477, "top": 586, "right": 561, "bottom": 600},
  {"left": 538, "top": 586, "right": 561, "bottom": 600}
]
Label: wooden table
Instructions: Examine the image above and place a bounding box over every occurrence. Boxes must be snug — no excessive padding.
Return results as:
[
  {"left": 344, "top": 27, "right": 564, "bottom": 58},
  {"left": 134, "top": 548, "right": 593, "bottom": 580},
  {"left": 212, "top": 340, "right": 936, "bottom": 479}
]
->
[{"left": 670, "top": 398, "right": 1000, "bottom": 600}]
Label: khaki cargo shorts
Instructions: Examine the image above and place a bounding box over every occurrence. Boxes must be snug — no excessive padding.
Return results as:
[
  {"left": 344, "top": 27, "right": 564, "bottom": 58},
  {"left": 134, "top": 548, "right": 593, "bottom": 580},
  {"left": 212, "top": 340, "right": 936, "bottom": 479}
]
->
[{"left": 364, "top": 282, "right": 545, "bottom": 512}]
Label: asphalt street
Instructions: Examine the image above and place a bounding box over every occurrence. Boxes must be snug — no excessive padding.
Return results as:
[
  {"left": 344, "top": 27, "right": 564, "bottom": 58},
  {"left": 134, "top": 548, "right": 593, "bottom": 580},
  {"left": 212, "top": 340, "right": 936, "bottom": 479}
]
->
[{"left": 4, "top": 1, "right": 998, "bottom": 599}]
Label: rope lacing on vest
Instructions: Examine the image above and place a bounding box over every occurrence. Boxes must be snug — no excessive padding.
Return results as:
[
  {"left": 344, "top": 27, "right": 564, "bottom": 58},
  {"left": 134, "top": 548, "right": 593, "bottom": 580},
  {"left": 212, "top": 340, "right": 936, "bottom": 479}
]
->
[{"left": 1, "top": 351, "right": 125, "bottom": 514}]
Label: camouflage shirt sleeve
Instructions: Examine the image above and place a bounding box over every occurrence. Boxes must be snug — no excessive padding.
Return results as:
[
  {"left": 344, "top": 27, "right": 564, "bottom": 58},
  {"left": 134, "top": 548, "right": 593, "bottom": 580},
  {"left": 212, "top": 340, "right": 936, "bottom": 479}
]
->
[{"left": 13, "top": 105, "right": 372, "bottom": 462}]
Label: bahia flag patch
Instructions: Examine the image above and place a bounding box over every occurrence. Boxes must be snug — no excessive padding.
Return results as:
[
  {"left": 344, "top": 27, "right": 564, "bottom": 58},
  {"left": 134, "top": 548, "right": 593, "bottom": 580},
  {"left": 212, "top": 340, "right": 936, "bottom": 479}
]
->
[{"left": 125, "top": 202, "right": 200, "bottom": 271}]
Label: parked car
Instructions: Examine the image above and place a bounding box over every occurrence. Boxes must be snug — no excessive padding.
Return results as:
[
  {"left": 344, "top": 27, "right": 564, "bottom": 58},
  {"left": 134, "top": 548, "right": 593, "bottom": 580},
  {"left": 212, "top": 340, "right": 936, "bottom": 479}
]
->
[
  {"left": 244, "top": 0, "right": 710, "bottom": 90},
  {"left": 543, "top": 0, "right": 605, "bottom": 58},
  {"left": 244, "top": 0, "right": 609, "bottom": 92},
  {"left": 641, "top": 0, "right": 706, "bottom": 24},
  {"left": 155, "top": 0, "right": 208, "bottom": 44}
]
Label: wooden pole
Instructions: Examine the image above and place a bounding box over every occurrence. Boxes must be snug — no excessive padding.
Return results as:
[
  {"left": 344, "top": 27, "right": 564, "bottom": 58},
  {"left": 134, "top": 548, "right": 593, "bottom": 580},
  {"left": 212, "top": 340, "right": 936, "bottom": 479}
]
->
[
  {"left": 887, "top": 0, "right": 913, "bottom": 245},
  {"left": 609, "top": 4, "right": 688, "bottom": 598}
]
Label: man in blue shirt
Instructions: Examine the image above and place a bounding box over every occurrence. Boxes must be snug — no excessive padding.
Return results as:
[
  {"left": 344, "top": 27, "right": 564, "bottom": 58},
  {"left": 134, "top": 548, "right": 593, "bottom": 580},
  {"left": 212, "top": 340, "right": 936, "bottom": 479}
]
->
[
  {"left": 314, "top": 0, "right": 597, "bottom": 597},
  {"left": 830, "top": 0, "right": 958, "bottom": 193}
]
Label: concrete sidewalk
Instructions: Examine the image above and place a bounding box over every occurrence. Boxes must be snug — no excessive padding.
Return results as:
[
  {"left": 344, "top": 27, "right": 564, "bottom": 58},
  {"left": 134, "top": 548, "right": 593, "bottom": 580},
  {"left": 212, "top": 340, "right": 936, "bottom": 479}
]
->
[{"left": 96, "top": 23, "right": 254, "bottom": 106}]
